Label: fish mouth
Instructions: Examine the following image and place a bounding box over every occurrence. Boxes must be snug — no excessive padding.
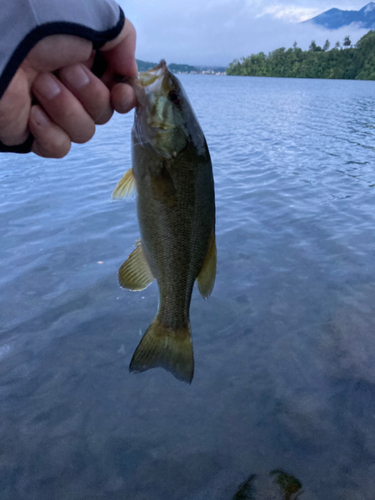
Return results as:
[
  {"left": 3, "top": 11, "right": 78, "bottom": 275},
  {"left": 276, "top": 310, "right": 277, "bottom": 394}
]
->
[
  {"left": 139, "top": 60, "right": 167, "bottom": 94},
  {"left": 124, "top": 60, "right": 168, "bottom": 108},
  {"left": 118, "top": 61, "right": 169, "bottom": 102},
  {"left": 139, "top": 60, "right": 167, "bottom": 81}
]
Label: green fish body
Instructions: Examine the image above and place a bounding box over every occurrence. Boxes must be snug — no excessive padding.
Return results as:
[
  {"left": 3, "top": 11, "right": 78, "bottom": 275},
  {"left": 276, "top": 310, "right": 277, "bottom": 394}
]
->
[{"left": 113, "top": 61, "right": 216, "bottom": 383}]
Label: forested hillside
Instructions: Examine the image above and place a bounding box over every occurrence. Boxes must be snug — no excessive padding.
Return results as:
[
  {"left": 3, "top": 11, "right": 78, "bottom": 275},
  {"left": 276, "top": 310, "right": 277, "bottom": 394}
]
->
[
  {"left": 136, "top": 60, "right": 197, "bottom": 73},
  {"left": 226, "top": 31, "right": 375, "bottom": 80}
]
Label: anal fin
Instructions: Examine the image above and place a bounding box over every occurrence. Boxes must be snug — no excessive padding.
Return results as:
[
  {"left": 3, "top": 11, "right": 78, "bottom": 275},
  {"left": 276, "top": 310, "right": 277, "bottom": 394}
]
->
[{"left": 119, "top": 240, "right": 154, "bottom": 291}]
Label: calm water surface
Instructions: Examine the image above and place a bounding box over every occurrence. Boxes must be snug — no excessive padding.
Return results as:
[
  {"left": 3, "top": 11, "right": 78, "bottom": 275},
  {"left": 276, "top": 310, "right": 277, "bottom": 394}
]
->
[{"left": 1, "top": 75, "right": 375, "bottom": 499}]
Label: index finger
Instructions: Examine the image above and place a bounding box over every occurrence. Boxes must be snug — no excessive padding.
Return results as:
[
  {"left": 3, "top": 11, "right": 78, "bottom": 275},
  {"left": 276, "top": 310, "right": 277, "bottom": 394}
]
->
[{"left": 25, "top": 35, "right": 93, "bottom": 74}]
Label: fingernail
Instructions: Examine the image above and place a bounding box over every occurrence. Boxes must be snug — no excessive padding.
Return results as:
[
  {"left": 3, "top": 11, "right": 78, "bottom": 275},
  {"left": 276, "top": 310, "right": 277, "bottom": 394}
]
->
[
  {"left": 64, "top": 64, "right": 90, "bottom": 89},
  {"left": 36, "top": 73, "right": 61, "bottom": 99},
  {"left": 32, "top": 106, "right": 51, "bottom": 127}
]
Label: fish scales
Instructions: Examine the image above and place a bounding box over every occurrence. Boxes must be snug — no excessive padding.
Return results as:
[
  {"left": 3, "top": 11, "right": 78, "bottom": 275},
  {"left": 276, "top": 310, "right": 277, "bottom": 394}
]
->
[{"left": 135, "top": 142, "right": 214, "bottom": 327}]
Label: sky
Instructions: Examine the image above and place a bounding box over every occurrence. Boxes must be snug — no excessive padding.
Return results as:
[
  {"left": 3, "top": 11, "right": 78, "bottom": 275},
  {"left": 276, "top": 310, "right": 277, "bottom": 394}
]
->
[{"left": 117, "top": 0, "right": 371, "bottom": 66}]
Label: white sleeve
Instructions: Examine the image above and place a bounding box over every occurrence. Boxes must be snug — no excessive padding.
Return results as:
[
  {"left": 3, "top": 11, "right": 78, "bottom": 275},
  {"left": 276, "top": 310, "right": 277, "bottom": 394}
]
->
[{"left": 0, "top": 0, "right": 125, "bottom": 99}]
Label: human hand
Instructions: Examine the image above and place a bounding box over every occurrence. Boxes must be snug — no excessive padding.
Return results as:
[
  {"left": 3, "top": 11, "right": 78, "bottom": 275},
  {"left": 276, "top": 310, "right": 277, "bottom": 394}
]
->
[{"left": 0, "top": 19, "right": 137, "bottom": 158}]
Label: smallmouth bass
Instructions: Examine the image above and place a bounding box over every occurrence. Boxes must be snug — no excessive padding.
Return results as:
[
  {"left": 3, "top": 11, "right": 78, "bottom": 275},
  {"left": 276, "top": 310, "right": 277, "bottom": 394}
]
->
[{"left": 113, "top": 60, "right": 216, "bottom": 383}]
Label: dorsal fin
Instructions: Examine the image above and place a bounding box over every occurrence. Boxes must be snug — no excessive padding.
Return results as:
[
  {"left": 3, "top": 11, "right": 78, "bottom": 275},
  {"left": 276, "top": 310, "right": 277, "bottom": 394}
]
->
[{"left": 197, "top": 230, "right": 216, "bottom": 299}]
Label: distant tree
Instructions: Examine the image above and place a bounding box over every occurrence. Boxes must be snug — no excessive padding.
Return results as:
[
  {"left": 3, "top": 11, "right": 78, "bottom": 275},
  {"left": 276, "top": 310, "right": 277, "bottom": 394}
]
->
[
  {"left": 293, "top": 41, "right": 297, "bottom": 51},
  {"left": 323, "top": 39, "right": 330, "bottom": 51},
  {"left": 309, "top": 40, "right": 323, "bottom": 52},
  {"left": 343, "top": 36, "right": 351, "bottom": 47},
  {"left": 226, "top": 31, "right": 375, "bottom": 81}
]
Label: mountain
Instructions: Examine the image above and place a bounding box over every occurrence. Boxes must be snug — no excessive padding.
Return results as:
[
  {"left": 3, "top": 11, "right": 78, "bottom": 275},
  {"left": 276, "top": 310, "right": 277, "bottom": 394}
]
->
[{"left": 304, "top": 2, "right": 375, "bottom": 29}]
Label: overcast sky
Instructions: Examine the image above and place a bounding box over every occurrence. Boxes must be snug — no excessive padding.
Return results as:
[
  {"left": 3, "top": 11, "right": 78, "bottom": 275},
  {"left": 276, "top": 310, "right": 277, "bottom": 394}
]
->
[{"left": 117, "top": 0, "right": 371, "bottom": 66}]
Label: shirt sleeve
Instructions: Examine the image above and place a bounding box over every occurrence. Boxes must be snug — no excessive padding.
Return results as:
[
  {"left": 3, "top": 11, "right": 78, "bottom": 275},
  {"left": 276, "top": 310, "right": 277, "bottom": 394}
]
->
[{"left": 0, "top": 0, "right": 125, "bottom": 153}]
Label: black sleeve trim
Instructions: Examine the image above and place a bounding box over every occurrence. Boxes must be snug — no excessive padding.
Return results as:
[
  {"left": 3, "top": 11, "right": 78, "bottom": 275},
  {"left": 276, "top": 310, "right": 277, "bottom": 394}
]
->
[
  {"left": 0, "top": 7, "right": 124, "bottom": 101},
  {"left": 0, "top": 134, "right": 34, "bottom": 154}
]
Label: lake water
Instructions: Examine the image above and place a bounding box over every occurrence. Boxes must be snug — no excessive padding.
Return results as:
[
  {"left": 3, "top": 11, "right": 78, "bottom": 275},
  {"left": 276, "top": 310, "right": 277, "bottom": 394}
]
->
[{"left": 1, "top": 75, "right": 375, "bottom": 499}]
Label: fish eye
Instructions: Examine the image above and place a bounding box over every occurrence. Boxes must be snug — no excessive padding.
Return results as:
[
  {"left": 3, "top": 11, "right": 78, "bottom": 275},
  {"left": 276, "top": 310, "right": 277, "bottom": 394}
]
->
[{"left": 168, "top": 90, "right": 181, "bottom": 105}]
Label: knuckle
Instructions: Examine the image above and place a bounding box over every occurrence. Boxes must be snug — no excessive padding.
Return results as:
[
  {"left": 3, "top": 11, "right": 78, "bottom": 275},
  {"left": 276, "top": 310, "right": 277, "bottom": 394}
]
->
[
  {"left": 29, "top": 36, "right": 92, "bottom": 72},
  {"left": 69, "top": 119, "right": 95, "bottom": 144},
  {"left": 93, "top": 91, "right": 110, "bottom": 115},
  {"left": 0, "top": 95, "right": 29, "bottom": 138},
  {"left": 31, "top": 125, "right": 71, "bottom": 158},
  {"left": 0, "top": 69, "right": 30, "bottom": 142},
  {"left": 34, "top": 137, "right": 71, "bottom": 158},
  {"left": 96, "top": 108, "right": 113, "bottom": 125},
  {"left": 0, "top": 130, "right": 29, "bottom": 147},
  {"left": 42, "top": 102, "right": 95, "bottom": 144},
  {"left": 84, "top": 83, "right": 111, "bottom": 122},
  {"left": 50, "top": 135, "right": 71, "bottom": 158},
  {"left": 0, "top": 98, "right": 16, "bottom": 126},
  {"left": 58, "top": 65, "right": 111, "bottom": 123}
]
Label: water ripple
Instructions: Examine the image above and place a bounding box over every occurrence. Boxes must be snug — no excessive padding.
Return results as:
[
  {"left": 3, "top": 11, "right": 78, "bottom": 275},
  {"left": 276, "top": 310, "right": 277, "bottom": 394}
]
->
[{"left": 1, "top": 76, "right": 375, "bottom": 499}]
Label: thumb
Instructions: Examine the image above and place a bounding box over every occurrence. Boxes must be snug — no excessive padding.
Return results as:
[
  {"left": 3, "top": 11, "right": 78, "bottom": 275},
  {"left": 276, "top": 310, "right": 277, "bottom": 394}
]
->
[{"left": 101, "top": 19, "right": 137, "bottom": 77}]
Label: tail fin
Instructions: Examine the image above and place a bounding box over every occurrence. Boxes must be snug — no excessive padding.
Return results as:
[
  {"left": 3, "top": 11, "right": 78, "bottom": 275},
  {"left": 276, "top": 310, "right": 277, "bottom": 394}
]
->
[{"left": 129, "top": 318, "right": 194, "bottom": 383}]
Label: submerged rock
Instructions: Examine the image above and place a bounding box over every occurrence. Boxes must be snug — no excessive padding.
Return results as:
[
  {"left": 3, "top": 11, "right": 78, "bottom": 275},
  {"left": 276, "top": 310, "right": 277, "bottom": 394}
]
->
[{"left": 233, "top": 469, "right": 316, "bottom": 499}]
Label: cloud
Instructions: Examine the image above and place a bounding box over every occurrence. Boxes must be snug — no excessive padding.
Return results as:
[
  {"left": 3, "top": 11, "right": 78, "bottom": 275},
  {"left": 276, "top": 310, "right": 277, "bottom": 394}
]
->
[
  {"left": 118, "top": 0, "right": 370, "bottom": 66},
  {"left": 258, "top": 5, "right": 322, "bottom": 22}
]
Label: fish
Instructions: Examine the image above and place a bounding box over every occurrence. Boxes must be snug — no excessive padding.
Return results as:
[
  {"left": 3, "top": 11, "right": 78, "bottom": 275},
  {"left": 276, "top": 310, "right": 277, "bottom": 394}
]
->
[{"left": 112, "top": 60, "right": 216, "bottom": 384}]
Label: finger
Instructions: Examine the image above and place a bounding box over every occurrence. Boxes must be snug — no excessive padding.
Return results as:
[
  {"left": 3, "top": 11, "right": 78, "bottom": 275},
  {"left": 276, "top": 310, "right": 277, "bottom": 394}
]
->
[
  {"left": 26, "top": 35, "right": 93, "bottom": 73},
  {"left": 29, "top": 105, "right": 71, "bottom": 158},
  {"left": 58, "top": 63, "right": 113, "bottom": 125},
  {"left": 111, "top": 83, "right": 136, "bottom": 114},
  {"left": 32, "top": 72, "right": 95, "bottom": 144},
  {"left": 0, "top": 68, "right": 30, "bottom": 146},
  {"left": 101, "top": 19, "right": 137, "bottom": 77}
]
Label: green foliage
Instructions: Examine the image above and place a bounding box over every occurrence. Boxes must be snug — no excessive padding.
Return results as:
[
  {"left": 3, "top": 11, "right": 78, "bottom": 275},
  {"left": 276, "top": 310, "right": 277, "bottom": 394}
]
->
[
  {"left": 168, "top": 63, "right": 197, "bottom": 73},
  {"left": 309, "top": 40, "right": 317, "bottom": 51},
  {"left": 136, "top": 60, "right": 198, "bottom": 73},
  {"left": 136, "top": 59, "right": 157, "bottom": 72},
  {"left": 226, "top": 31, "right": 375, "bottom": 80}
]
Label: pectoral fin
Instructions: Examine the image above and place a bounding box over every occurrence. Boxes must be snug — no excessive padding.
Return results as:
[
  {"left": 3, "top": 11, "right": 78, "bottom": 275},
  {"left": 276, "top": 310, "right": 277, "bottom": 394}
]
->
[
  {"left": 112, "top": 168, "right": 136, "bottom": 199},
  {"left": 119, "top": 241, "right": 154, "bottom": 291},
  {"left": 197, "top": 231, "right": 216, "bottom": 299}
]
